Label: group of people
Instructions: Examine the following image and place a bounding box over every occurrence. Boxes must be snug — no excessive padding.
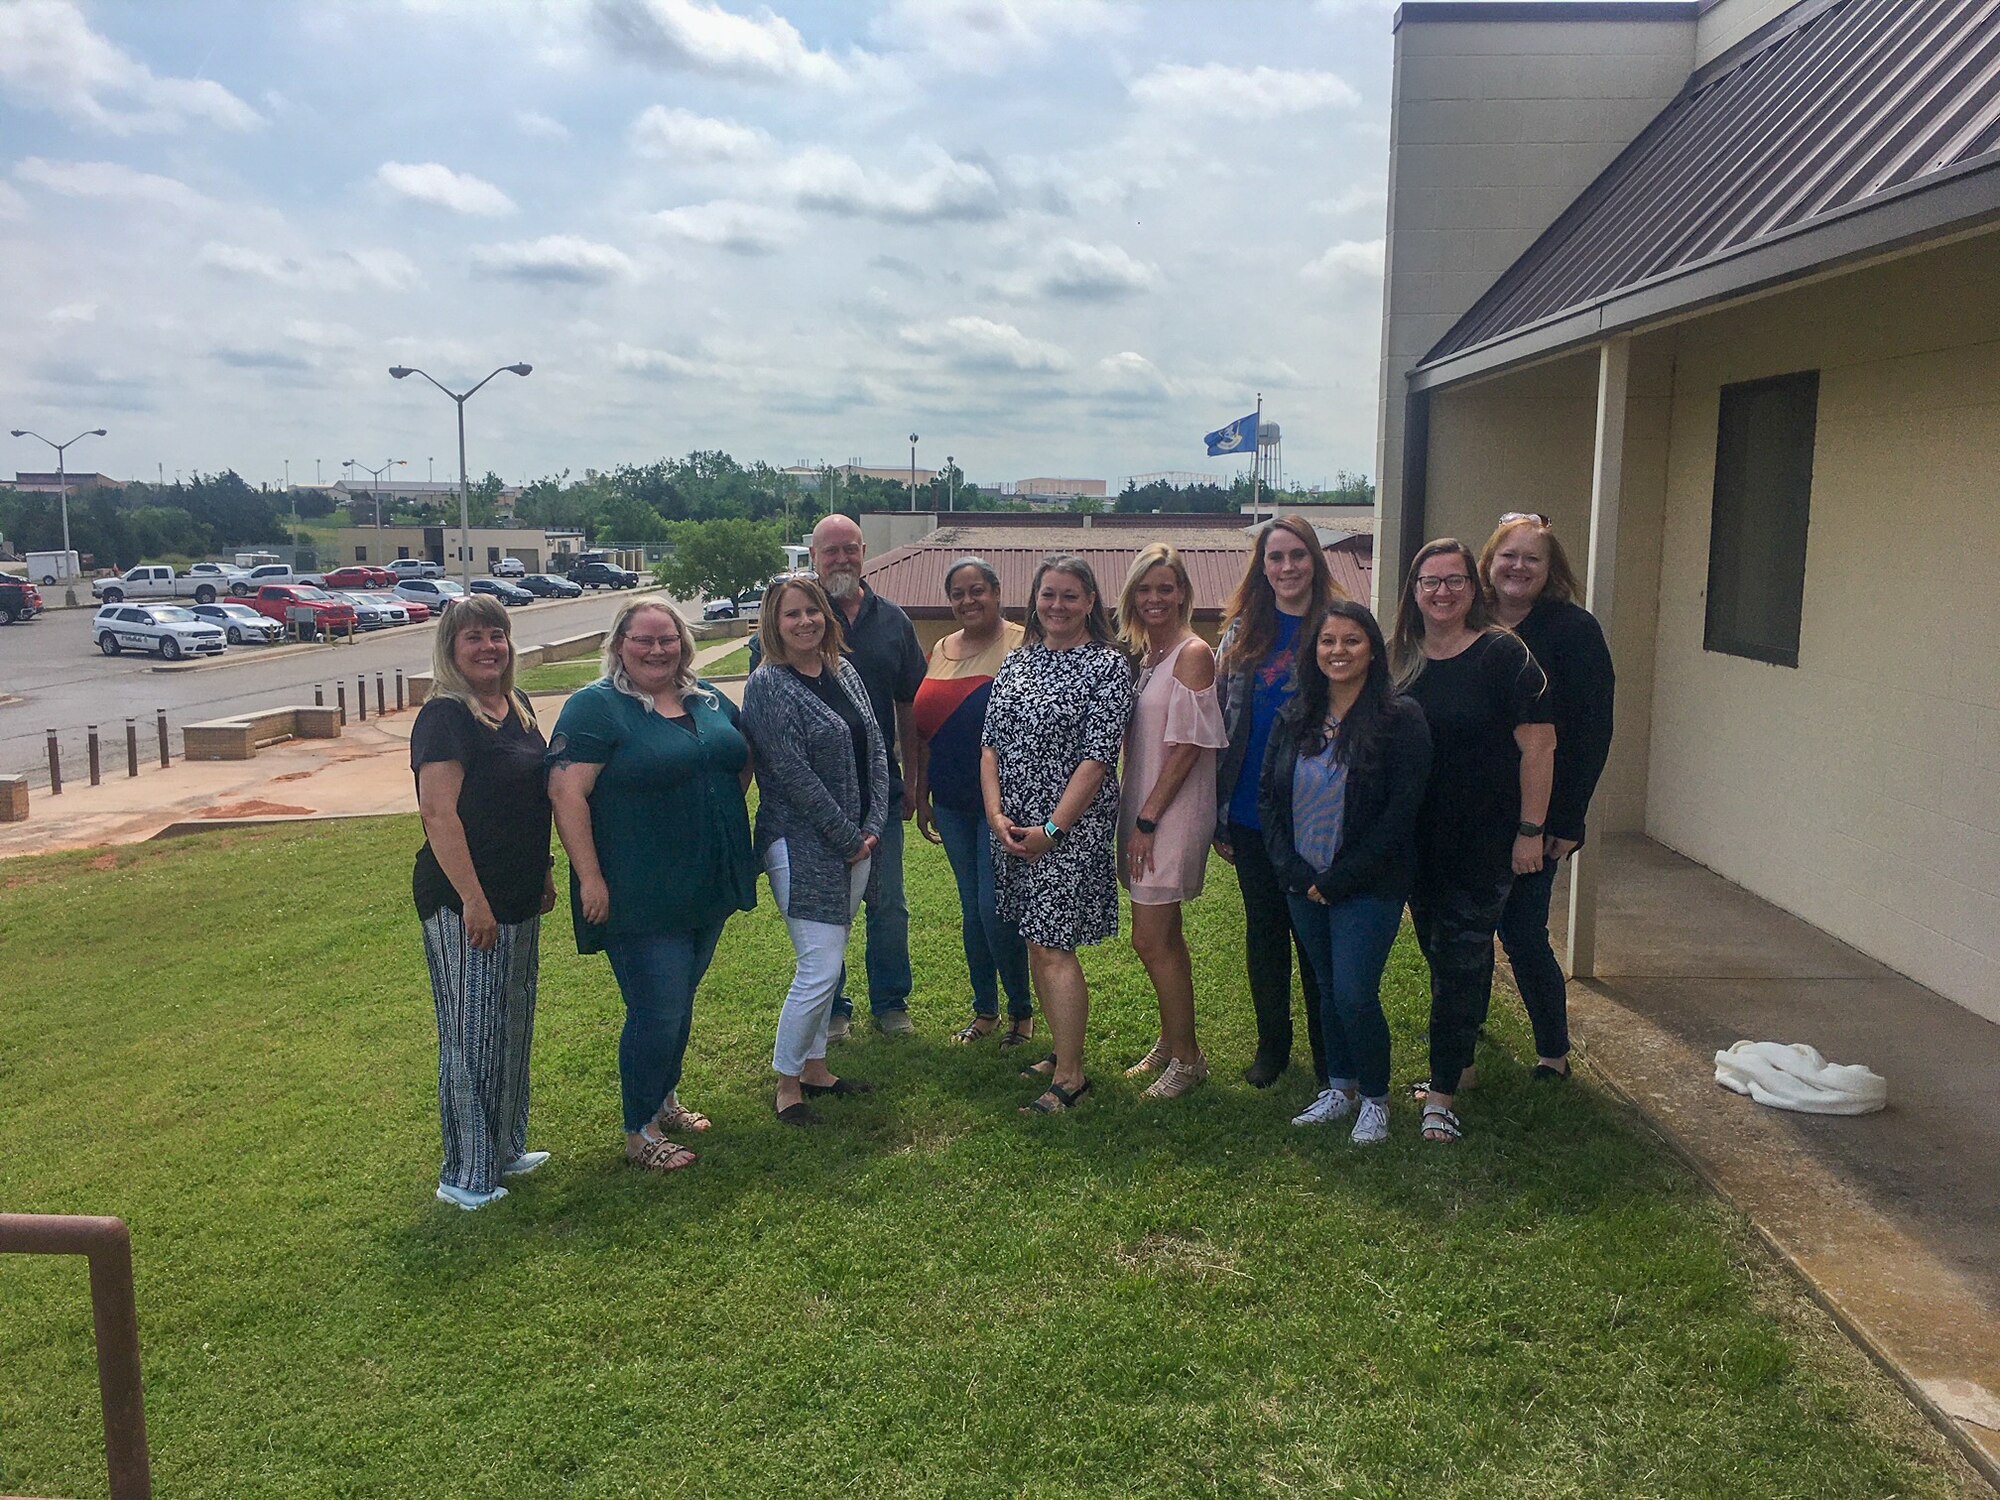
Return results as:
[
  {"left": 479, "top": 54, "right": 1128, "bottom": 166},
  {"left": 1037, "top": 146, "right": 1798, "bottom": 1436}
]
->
[{"left": 407, "top": 508, "right": 1612, "bottom": 1209}]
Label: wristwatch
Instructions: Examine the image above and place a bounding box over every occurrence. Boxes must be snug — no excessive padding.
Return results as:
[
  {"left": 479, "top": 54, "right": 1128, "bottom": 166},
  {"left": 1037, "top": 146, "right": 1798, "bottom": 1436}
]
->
[
  {"left": 1135, "top": 816, "right": 1158, "bottom": 835},
  {"left": 1042, "top": 819, "right": 1068, "bottom": 845},
  {"left": 1517, "top": 820, "right": 1545, "bottom": 838}
]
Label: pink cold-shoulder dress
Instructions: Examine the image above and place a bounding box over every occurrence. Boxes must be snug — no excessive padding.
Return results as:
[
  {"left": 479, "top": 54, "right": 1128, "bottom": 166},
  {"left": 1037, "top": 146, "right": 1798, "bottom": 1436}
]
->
[{"left": 1118, "top": 634, "right": 1229, "bottom": 906}]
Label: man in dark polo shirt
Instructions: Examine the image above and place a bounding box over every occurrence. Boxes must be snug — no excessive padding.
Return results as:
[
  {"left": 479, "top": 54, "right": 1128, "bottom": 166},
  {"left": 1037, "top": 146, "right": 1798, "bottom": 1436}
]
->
[{"left": 750, "top": 512, "right": 924, "bottom": 1037}]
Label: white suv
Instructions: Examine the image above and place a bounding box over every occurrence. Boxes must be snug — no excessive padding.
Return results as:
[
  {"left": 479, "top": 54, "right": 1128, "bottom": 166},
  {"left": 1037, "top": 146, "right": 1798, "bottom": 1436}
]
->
[
  {"left": 389, "top": 558, "right": 445, "bottom": 580},
  {"left": 93, "top": 603, "right": 227, "bottom": 660}
]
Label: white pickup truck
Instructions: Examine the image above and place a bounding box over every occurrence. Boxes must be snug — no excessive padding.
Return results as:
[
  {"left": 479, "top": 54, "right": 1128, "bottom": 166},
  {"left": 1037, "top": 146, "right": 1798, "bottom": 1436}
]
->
[{"left": 91, "top": 564, "right": 246, "bottom": 606}]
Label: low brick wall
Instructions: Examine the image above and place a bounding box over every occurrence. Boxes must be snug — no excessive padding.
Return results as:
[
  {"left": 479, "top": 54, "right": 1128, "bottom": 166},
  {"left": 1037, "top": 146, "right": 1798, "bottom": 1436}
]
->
[
  {"left": 0, "top": 774, "right": 27, "bottom": 823},
  {"left": 183, "top": 704, "right": 342, "bottom": 761}
]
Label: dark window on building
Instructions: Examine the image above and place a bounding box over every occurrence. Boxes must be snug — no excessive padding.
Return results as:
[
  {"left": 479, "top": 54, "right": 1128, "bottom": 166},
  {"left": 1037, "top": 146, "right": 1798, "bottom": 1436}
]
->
[
  {"left": 487, "top": 546, "right": 501, "bottom": 562},
  {"left": 397, "top": 547, "right": 411, "bottom": 560},
  {"left": 1705, "top": 370, "right": 1818, "bottom": 668},
  {"left": 354, "top": 546, "right": 367, "bottom": 562}
]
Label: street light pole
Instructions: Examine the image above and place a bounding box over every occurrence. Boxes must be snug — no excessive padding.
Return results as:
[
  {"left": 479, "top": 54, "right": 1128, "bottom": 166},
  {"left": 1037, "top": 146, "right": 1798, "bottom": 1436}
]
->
[
  {"left": 946, "top": 455, "right": 956, "bottom": 513},
  {"left": 8, "top": 426, "right": 107, "bottom": 579},
  {"left": 389, "top": 363, "right": 533, "bottom": 589},
  {"left": 349, "top": 459, "right": 405, "bottom": 529},
  {"left": 908, "top": 432, "right": 919, "bottom": 512}
]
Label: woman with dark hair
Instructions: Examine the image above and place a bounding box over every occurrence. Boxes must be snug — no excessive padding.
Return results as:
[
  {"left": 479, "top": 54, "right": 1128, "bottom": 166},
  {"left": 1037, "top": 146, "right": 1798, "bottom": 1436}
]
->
[
  {"left": 1479, "top": 513, "right": 1614, "bottom": 1082},
  {"left": 548, "top": 598, "right": 756, "bottom": 1173},
  {"left": 741, "top": 575, "right": 891, "bottom": 1127},
  {"left": 1260, "top": 602, "right": 1431, "bottom": 1144},
  {"left": 1390, "top": 539, "right": 1555, "bottom": 1144},
  {"left": 412, "top": 596, "right": 555, "bottom": 1210},
  {"left": 1213, "top": 514, "right": 1348, "bottom": 1089},
  {"left": 981, "top": 555, "right": 1135, "bottom": 1114},
  {"left": 911, "top": 557, "right": 1033, "bottom": 1047}
]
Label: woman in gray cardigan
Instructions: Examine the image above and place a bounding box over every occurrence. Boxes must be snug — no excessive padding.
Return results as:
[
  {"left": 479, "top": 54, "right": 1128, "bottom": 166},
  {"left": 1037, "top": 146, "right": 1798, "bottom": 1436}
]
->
[{"left": 741, "top": 575, "right": 891, "bottom": 1126}]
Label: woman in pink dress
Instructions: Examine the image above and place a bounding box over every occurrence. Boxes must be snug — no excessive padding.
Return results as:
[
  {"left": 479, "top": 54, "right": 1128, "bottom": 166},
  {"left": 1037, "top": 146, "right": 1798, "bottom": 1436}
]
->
[{"left": 1116, "top": 543, "right": 1228, "bottom": 1100}]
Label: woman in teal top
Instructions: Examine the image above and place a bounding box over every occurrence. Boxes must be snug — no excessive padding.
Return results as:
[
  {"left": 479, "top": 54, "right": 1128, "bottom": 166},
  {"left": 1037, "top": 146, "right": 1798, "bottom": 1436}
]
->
[{"left": 549, "top": 600, "right": 755, "bottom": 1174}]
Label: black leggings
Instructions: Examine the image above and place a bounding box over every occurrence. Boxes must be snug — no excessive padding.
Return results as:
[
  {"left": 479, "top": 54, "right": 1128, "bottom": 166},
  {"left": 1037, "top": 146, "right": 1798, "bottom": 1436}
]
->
[
  {"left": 1497, "top": 856, "right": 1570, "bottom": 1060},
  {"left": 1228, "top": 821, "right": 1326, "bottom": 1083},
  {"left": 1409, "top": 871, "right": 1513, "bottom": 1096}
]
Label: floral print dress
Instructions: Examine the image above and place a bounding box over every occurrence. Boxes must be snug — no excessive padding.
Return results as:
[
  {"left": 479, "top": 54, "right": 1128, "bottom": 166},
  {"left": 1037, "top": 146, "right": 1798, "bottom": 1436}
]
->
[{"left": 981, "top": 639, "right": 1135, "bottom": 951}]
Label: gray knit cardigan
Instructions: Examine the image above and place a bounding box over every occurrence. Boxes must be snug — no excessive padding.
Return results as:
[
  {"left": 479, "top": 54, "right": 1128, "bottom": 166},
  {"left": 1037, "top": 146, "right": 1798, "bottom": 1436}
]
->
[{"left": 741, "top": 658, "right": 891, "bottom": 925}]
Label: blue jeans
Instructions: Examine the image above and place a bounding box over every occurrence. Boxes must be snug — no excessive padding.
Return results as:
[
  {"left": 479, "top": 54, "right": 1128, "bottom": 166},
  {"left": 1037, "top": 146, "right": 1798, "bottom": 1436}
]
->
[
  {"left": 604, "top": 920, "right": 726, "bottom": 1134},
  {"left": 1497, "top": 856, "right": 1570, "bottom": 1059},
  {"left": 933, "top": 802, "right": 1032, "bottom": 1021},
  {"left": 834, "top": 801, "right": 913, "bottom": 1019},
  {"left": 1285, "top": 893, "right": 1403, "bottom": 1102}
]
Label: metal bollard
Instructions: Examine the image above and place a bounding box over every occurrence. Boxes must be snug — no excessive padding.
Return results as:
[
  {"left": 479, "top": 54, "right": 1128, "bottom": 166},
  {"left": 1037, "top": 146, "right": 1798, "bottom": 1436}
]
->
[
  {"left": 356, "top": 675, "right": 367, "bottom": 721},
  {"left": 126, "top": 719, "right": 139, "bottom": 778},
  {"left": 336, "top": 684, "right": 347, "bottom": 726},
  {"left": 47, "top": 729, "right": 62, "bottom": 795},
  {"left": 394, "top": 669, "right": 405, "bottom": 711},
  {"left": 88, "top": 725, "right": 101, "bottom": 786},
  {"left": 314, "top": 683, "right": 324, "bottom": 707},
  {"left": 375, "top": 672, "right": 386, "bottom": 717},
  {"left": 157, "top": 710, "right": 169, "bottom": 769}
]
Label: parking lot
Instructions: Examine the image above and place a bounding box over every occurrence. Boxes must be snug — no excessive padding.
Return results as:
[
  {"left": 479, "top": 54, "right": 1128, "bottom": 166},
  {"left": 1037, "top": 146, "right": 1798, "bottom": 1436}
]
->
[{"left": 0, "top": 588, "right": 695, "bottom": 785}]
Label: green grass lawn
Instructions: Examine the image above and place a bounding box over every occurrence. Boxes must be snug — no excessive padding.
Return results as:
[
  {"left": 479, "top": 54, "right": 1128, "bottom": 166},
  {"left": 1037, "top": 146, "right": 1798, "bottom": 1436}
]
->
[
  {"left": 515, "top": 657, "right": 606, "bottom": 695},
  {"left": 0, "top": 821, "right": 1970, "bottom": 1498},
  {"left": 698, "top": 642, "right": 751, "bottom": 678}
]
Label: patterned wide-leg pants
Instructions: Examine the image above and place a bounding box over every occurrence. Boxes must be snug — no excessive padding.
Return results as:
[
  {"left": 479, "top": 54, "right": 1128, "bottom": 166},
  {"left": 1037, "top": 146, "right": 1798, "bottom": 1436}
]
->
[{"left": 420, "top": 908, "right": 540, "bottom": 1193}]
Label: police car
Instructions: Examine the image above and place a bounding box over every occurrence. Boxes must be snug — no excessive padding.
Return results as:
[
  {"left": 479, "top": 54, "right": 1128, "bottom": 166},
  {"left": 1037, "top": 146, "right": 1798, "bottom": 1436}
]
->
[{"left": 93, "top": 603, "right": 228, "bottom": 660}]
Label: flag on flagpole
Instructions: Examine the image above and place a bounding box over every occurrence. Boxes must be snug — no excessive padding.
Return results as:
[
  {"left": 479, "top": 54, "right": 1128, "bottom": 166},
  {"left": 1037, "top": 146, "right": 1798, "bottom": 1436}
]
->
[{"left": 1204, "top": 412, "right": 1259, "bottom": 456}]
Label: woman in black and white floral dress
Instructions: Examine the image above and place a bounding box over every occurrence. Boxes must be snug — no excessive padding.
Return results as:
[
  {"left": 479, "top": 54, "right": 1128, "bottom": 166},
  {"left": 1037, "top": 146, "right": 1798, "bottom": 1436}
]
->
[{"left": 981, "top": 555, "right": 1135, "bottom": 1115}]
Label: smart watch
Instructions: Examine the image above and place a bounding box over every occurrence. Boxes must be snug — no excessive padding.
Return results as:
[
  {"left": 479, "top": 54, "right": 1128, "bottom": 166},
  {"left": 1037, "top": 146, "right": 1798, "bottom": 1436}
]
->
[
  {"left": 1517, "top": 820, "right": 1545, "bottom": 838},
  {"left": 1135, "top": 816, "right": 1159, "bottom": 836},
  {"left": 1042, "top": 819, "right": 1068, "bottom": 844}
]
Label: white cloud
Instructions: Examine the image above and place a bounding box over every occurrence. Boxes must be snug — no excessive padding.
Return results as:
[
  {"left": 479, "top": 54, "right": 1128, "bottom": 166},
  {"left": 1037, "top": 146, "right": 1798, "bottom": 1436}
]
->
[
  {"left": 198, "top": 241, "right": 422, "bottom": 292},
  {"left": 594, "top": 0, "right": 864, "bottom": 88},
  {"left": 377, "top": 161, "right": 517, "bottom": 216},
  {"left": 515, "top": 110, "right": 571, "bottom": 140},
  {"left": 283, "top": 319, "right": 360, "bottom": 349},
  {"left": 0, "top": 0, "right": 261, "bottom": 134},
  {"left": 899, "top": 315, "right": 1070, "bottom": 373},
  {"left": 14, "top": 157, "right": 211, "bottom": 212},
  {"left": 875, "top": 0, "right": 1130, "bottom": 71},
  {"left": 1301, "top": 237, "right": 1385, "bottom": 281},
  {"left": 629, "top": 105, "right": 772, "bottom": 162},
  {"left": 1083, "top": 350, "right": 1173, "bottom": 403},
  {"left": 611, "top": 342, "right": 707, "bottom": 379},
  {"left": 648, "top": 199, "right": 793, "bottom": 254},
  {"left": 47, "top": 301, "right": 98, "bottom": 324},
  {"left": 472, "top": 235, "right": 637, "bottom": 284},
  {"left": 777, "top": 147, "right": 1003, "bottom": 224},
  {"left": 1131, "top": 63, "right": 1359, "bottom": 117},
  {"left": 1313, "top": 182, "right": 1387, "bottom": 217},
  {"left": 0, "top": 180, "right": 28, "bottom": 218},
  {"left": 1016, "top": 239, "right": 1161, "bottom": 301}
]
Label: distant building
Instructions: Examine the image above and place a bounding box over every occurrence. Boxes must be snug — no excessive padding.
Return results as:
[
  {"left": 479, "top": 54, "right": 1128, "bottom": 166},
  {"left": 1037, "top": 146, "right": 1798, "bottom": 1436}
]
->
[{"left": 8, "top": 472, "right": 119, "bottom": 493}]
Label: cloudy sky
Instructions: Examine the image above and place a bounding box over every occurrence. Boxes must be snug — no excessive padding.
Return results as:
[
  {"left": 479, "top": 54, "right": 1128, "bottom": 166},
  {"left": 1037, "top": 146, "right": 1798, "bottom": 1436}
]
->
[{"left": 1, "top": 0, "right": 1402, "bottom": 494}]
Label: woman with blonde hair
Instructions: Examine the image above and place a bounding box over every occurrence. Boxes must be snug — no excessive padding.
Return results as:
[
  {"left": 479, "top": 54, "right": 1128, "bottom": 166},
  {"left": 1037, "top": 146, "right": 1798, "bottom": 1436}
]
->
[
  {"left": 1479, "top": 513, "right": 1614, "bottom": 1082},
  {"left": 1391, "top": 538, "right": 1554, "bottom": 1144},
  {"left": 1115, "top": 543, "right": 1226, "bottom": 1098},
  {"left": 548, "top": 597, "right": 756, "bottom": 1172},
  {"left": 410, "top": 595, "right": 555, "bottom": 1210},
  {"left": 1212, "top": 515, "right": 1347, "bottom": 1088},
  {"left": 741, "top": 575, "right": 891, "bottom": 1126}
]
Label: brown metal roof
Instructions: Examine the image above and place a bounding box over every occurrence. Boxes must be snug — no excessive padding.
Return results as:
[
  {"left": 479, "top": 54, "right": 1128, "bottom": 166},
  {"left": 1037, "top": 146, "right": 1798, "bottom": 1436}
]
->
[{"left": 1422, "top": 0, "right": 2000, "bottom": 370}]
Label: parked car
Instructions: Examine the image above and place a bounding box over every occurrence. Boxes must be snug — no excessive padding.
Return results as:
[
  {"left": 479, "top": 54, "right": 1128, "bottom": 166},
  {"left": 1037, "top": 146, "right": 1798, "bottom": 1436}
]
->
[
  {"left": 1, "top": 575, "right": 43, "bottom": 624},
  {"left": 339, "top": 593, "right": 392, "bottom": 631},
  {"left": 189, "top": 601, "right": 284, "bottom": 645},
  {"left": 185, "top": 562, "right": 249, "bottom": 585},
  {"left": 388, "top": 558, "right": 445, "bottom": 580},
  {"left": 227, "top": 563, "right": 302, "bottom": 597},
  {"left": 569, "top": 560, "right": 641, "bottom": 590},
  {"left": 489, "top": 557, "right": 527, "bottom": 577},
  {"left": 518, "top": 573, "right": 582, "bottom": 599},
  {"left": 702, "top": 596, "right": 740, "bottom": 621},
  {"left": 91, "top": 564, "right": 235, "bottom": 606},
  {"left": 93, "top": 603, "right": 226, "bottom": 660},
  {"left": 393, "top": 578, "right": 467, "bottom": 610},
  {"left": 242, "top": 584, "right": 358, "bottom": 639},
  {"left": 359, "top": 589, "right": 428, "bottom": 623},
  {"left": 471, "top": 577, "right": 533, "bottom": 607},
  {"left": 322, "top": 565, "right": 397, "bottom": 590}
]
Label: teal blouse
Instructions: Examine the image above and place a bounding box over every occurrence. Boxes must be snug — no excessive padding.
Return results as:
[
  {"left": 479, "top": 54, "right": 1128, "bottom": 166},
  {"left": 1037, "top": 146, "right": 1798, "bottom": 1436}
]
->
[{"left": 548, "top": 679, "right": 757, "bottom": 953}]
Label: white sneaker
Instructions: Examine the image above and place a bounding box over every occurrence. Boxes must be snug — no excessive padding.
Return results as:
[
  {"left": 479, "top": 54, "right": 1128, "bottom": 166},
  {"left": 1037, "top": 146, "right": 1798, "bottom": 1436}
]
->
[
  {"left": 1350, "top": 1098, "right": 1390, "bottom": 1145},
  {"left": 502, "top": 1150, "right": 551, "bottom": 1177},
  {"left": 1290, "top": 1088, "right": 1356, "bottom": 1127},
  {"left": 826, "top": 1014, "right": 852, "bottom": 1044},
  {"left": 435, "top": 1182, "right": 508, "bottom": 1211}
]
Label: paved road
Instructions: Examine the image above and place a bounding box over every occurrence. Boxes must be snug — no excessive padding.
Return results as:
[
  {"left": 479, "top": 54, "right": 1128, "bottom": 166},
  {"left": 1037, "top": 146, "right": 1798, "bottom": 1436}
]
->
[{"left": 0, "top": 590, "right": 695, "bottom": 786}]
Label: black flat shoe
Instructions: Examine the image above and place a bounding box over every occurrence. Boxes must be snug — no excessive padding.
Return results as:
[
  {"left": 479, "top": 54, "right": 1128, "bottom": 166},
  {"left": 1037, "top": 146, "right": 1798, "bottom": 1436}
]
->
[
  {"left": 802, "top": 1077, "right": 876, "bottom": 1097},
  {"left": 1243, "top": 1055, "right": 1287, "bottom": 1089},
  {"left": 774, "top": 1102, "right": 820, "bottom": 1127},
  {"left": 1532, "top": 1061, "right": 1572, "bottom": 1083}
]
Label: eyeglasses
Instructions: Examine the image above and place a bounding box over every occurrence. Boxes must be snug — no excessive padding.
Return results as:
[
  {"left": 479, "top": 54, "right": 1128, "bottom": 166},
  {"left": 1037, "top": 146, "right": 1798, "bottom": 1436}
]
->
[
  {"left": 1415, "top": 575, "right": 1472, "bottom": 595},
  {"left": 624, "top": 635, "right": 680, "bottom": 650},
  {"left": 1499, "top": 511, "right": 1549, "bottom": 526}
]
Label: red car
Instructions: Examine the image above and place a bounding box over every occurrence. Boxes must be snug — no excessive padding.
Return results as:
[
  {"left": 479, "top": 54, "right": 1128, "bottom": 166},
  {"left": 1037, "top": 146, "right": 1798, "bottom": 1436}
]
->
[
  {"left": 322, "top": 565, "right": 396, "bottom": 589},
  {"left": 1, "top": 576, "right": 42, "bottom": 624},
  {"left": 247, "top": 584, "right": 358, "bottom": 637}
]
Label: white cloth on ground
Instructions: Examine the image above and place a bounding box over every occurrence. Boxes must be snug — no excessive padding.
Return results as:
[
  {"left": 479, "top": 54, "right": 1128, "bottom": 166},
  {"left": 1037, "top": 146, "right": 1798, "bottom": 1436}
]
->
[{"left": 1713, "top": 1040, "right": 1886, "bottom": 1115}]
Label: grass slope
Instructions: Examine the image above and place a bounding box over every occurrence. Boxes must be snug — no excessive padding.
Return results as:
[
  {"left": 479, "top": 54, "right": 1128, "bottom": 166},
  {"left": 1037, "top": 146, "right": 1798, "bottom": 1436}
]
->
[{"left": 0, "top": 820, "right": 1972, "bottom": 1498}]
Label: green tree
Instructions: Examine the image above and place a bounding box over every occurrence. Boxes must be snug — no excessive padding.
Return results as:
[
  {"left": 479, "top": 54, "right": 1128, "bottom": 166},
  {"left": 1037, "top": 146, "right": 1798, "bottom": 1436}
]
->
[
  {"left": 469, "top": 471, "right": 505, "bottom": 526},
  {"left": 657, "top": 519, "right": 784, "bottom": 602}
]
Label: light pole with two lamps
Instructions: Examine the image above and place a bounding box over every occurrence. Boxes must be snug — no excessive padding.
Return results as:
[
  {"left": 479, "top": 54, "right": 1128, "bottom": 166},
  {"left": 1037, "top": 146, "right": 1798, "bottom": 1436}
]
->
[
  {"left": 907, "top": 432, "right": 919, "bottom": 512},
  {"left": 349, "top": 459, "right": 406, "bottom": 529},
  {"left": 389, "top": 363, "right": 532, "bottom": 588},
  {"left": 8, "top": 426, "right": 106, "bottom": 581}
]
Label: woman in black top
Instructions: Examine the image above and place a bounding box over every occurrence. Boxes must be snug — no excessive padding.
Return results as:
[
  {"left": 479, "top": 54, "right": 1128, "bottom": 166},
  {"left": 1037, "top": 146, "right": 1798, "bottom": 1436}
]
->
[
  {"left": 411, "top": 596, "right": 555, "bottom": 1210},
  {"left": 1390, "top": 540, "right": 1554, "bottom": 1144},
  {"left": 1481, "top": 515, "right": 1615, "bottom": 1081}
]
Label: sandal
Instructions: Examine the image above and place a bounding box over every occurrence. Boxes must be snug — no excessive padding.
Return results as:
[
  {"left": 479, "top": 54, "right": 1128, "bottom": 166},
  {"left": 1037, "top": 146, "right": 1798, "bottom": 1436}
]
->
[
  {"left": 1021, "top": 1078, "right": 1091, "bottom": 1115},
  {"left": 952, "top": 1017, "right": 998, "bottom": 1045},
  {"left": 653, "top": 1100, "right": 712, "bottom": 1134},
  {"left": 1124, "top": 1039, "right": 1170, "bottom": 1078},
  {"left": 625, "top": 1133, "right": 698, "bottom": 1171},
  {"left": 1421, "top": 1105, "right": 1463, "bottom": 1143},
  {"left": 1142, "top": 1056, "right": 1208, "bottom": 1100},
  {"left": 998, "top": 1021, "right": 1035, "bottom": 1049},
  {"left": 1021, "top": 1053, "right": 1058, "bottom": 1079}
]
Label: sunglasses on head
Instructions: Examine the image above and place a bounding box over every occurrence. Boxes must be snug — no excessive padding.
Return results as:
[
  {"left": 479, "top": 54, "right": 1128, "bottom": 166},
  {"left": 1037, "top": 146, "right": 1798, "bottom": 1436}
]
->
[{"left": 1500, "top": 511, "right": 1550, "bottom": 526}]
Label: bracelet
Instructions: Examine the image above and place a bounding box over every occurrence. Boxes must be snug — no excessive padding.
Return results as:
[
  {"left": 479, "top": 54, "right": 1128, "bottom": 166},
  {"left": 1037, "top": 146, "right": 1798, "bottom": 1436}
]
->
[{"left": 1135, "top": 816, "right": 1158, "bottom": 836}]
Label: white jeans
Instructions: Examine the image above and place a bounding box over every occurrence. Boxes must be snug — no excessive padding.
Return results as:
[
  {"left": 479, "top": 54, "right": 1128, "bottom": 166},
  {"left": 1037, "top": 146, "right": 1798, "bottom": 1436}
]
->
[{"left": 766, "top": 839, "right": 870, "bottom": 1077}]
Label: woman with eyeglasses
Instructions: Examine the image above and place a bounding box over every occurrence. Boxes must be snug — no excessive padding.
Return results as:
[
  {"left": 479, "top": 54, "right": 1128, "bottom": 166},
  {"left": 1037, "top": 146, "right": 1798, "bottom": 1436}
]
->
[
  {"left": 1390, "top": 539, "right": 1554, "bottom": 1144},
  {"left": 1479, "top": 514, "right": 1614, "bottom": 1083},
  {"left": 1212, "top": 515, "right": 1348, "bottom": 1090},
  {"left": 548, "top": 599, "right": 757, "bottom": 1173}
]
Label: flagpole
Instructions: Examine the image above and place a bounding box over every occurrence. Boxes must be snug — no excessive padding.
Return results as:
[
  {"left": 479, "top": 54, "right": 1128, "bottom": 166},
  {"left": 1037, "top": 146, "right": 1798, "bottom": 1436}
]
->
[{"left": 1249, "top": 391, "right": 1264, "bottom": 521}]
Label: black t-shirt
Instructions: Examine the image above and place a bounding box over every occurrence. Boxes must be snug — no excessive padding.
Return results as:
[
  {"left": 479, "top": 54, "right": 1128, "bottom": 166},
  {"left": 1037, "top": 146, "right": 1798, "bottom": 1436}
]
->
[
  {"left": 410, "top": 694, "right": 554, "bottom": 924},
  {"left": 1514, "top": 599, "right": 1615, "bottom": 845},
  {"left": 1405, "top": 631, "right": 1551, "bottom": 885},
  {"left": 787, "top": 664, "right": 873, "bottom": 825}
]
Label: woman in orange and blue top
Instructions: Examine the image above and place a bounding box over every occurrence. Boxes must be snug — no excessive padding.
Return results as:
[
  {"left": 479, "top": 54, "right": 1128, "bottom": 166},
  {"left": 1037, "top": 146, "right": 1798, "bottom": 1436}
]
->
[{"left": 911, "top": 557, "right": 1034, "bottom": 1047}]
